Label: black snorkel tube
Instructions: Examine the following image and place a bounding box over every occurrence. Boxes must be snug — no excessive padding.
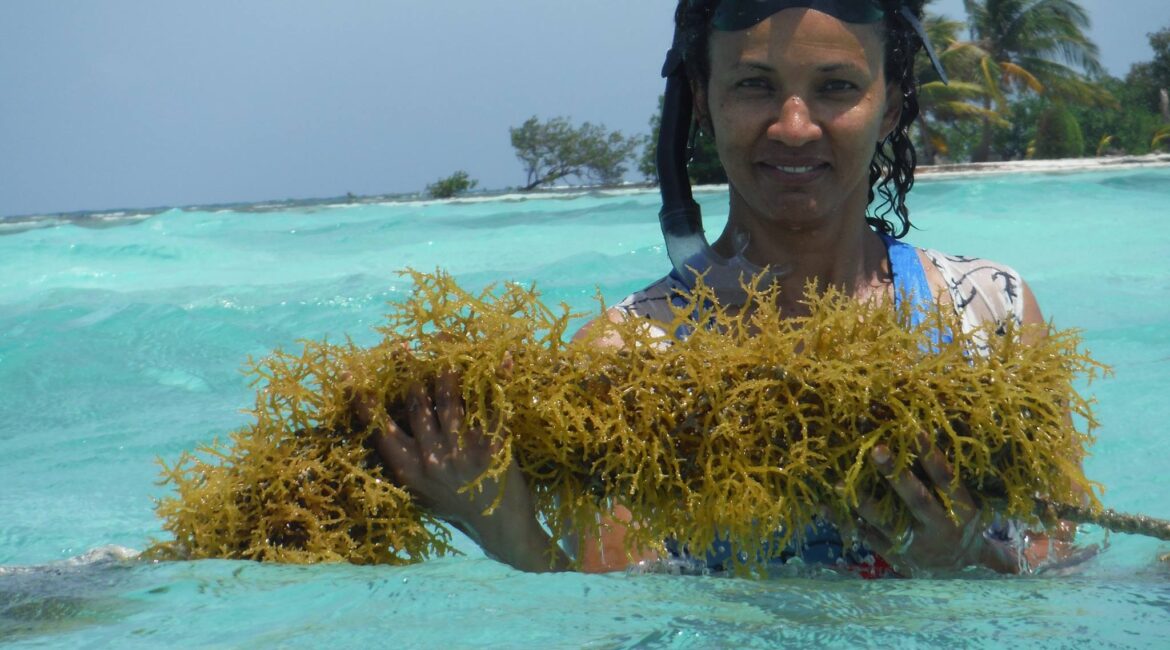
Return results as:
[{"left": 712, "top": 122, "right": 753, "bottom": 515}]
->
[
  {"left": 655, "top": 0, "right": 947, "bottom": 305},
  {"left": 656, "top": 30, "right": 699, "bottom": 262},
  {"left": 657, "top": 29, "right": 773, "bottom": 306},
  {"left": 656, "top": 25, "right": 731, "bottom": 295}
]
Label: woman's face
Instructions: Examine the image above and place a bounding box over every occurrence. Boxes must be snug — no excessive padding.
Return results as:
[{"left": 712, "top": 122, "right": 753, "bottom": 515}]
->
[{"left": 701, "top": 8, "right": 900, "bottom": 234}]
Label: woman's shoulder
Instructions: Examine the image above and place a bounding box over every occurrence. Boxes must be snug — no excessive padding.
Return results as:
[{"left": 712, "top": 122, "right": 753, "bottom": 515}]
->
[
  {"left": 613, "top": 274, "right": 688, "bottom": 324},
  {"left": 571, "top": 275, "right": 683, "bottom": 346},
  {"left": 917, "top": 247, "right": 1030, "bottom": 333}
]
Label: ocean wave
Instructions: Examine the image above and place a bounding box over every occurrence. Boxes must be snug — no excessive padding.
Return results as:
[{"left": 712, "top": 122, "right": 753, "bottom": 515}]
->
[
  {"left": 0, "top": 209, "right": 169, "bottom": 236},
  {"left": 0, "top": 546, "right": 140, "bottom": 577}
]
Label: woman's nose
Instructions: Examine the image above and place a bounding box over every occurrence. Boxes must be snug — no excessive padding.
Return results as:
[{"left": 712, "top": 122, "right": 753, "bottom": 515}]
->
[{"left": 766, "top": 97, "right": 821, "bottom": 147}]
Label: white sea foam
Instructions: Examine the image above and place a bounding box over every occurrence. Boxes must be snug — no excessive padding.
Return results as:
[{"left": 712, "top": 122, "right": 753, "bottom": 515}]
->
[{"left": 0, "top": 545, "right": 140, "bottom": 577}]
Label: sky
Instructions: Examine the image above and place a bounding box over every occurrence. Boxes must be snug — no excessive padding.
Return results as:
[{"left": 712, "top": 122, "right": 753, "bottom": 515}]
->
[{"left": 2, "top": 0, "right": 1168, "bottom": 218}]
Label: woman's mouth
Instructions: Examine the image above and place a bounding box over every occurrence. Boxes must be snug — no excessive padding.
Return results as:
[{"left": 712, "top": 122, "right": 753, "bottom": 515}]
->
[
  {"left": 775, "top": 164, "right": 819, "bottom": 174},
  {"left": 759, "top": 161, "right": 829, "bottom": 181}
]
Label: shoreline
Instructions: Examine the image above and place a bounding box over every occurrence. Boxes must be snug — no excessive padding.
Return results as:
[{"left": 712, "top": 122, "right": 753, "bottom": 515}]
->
[
  {"left": 913, "top": 153, "right": 1170, "bottom": 179},
  {"left": 467, "top": 153, "right": 1170, "bottom": 200},
  {"left": 424, "top": 153, "right": 1170, "bottom": 204},
  {"left": 4, "top": 154, "right": 1169, "bottom": 228}
]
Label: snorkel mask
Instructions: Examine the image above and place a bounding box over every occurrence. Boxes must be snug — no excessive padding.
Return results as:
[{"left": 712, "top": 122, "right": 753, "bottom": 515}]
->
[{"left": 657, "top": 0, "right": 946, "bottom": 305}]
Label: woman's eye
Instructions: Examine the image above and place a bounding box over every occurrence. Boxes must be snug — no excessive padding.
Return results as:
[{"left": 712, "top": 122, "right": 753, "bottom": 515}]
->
[
  {"left": 735, "top": 78, "right": 772, "bottom": 91},
  {"left": 822, "top": 79, "right": 859, "bottom": 93}
]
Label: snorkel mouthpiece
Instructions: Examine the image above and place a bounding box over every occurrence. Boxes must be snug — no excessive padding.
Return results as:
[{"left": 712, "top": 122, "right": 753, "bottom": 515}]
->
[{"left": 656, "top": 0, "right": 946, "bottom": 305}]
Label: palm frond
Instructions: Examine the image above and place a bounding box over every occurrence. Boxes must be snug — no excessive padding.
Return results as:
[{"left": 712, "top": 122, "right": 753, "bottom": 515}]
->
[
  {"left": 963, "top": 0, "right": 1104, "bottom": 77},
  {"left": 932, "top": 102, "right": 1013, "bottom": 128},
  {"left": 999, "top": 61, "right": 1045, "bottom": 94},
  {"left": 1153, "top": 125, "right": 1170, "bottom": 150},
  {"left": 979, "top": 57, "right": 1009, "bottom": 112},
  {"left": 1096, "top": 135, "right": 1114, "bottom": 157},
  {"left": 920, "top": 80, "right": 992, "bottom": 102}
]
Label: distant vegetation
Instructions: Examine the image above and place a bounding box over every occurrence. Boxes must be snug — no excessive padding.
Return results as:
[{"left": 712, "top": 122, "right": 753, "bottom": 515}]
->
[
  {"left": 509, "top": 116, "right": 639, "bottom": 191},
  {"left": 914, "top": 0, "right": 1169, "bottom": 163},
  {"left": 426, "top": 170, "right": 478, "bottom": 199},
  {"left": 638, "top": 95, "right": 727, "bottom": 186}
]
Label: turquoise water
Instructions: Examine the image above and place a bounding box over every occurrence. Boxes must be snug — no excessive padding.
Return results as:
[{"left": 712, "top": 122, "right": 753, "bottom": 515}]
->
[{"left": 2, "top": 168, "right": 1169, "bottom": 647}]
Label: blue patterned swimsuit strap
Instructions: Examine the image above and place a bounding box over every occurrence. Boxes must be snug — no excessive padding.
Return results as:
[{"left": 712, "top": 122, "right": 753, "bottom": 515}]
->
[{"left": 880, "top": 231, "right": 933, "bottom": 328}]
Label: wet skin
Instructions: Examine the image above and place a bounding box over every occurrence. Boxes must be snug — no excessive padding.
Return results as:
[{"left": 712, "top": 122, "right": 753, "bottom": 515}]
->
[{"left": 700, "top": 9, "right": 900, "bottom": 264}]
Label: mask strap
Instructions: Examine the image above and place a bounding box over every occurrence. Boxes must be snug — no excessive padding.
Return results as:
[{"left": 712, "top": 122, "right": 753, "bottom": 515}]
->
[{"left": 898, "top": 6, "right": 948, "bottom": 84}]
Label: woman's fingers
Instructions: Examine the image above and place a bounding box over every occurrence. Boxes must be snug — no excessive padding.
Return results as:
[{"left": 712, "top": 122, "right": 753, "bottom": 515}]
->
[
  {"left": 435, "top": 368, "right": 467, "bottom": 449},
  {"left": 345, "top": 374, "right": 422, "bottom": 484},
  {"left": 435, "top": 368, "right": 496, "bottom": 478},
  {"left": 870, "top": 445, "right": 952, "bottom": 532},
  {"left": 373, "top": 416, "right": 426, "bottom": 493},
  {"left": 342, "top": 370, "right": 379, "bottom": 429},
  {"left": 915, "top": 434, "right": 978, "bottom": 522},
  {"left": 408, "top": 382, "right": 445, "bottom": 460},
  {"left": 351, "top": 390, "right": 381, "bottom": 429},
  {"left": 853, "top": 494, "right": 897, "bottom": 547}
]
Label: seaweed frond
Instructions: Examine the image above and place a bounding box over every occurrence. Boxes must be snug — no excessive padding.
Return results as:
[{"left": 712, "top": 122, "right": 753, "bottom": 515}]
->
[{"left": 146, "top": 270, "right": 1108, "bottom": 573}]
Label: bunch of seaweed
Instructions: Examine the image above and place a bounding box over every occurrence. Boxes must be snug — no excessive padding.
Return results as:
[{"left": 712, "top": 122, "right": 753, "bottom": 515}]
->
[{"left": 147, "top": 270, "right": 1112, "bottom": 571}]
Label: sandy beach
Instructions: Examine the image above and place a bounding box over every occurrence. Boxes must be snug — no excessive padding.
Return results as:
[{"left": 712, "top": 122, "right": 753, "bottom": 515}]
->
[
  {"left": 517, "top": 153, "right": 1170, "bottom": 200},
  {"left": 915, "top": 152, "right": 1170, "bottom": 179}
]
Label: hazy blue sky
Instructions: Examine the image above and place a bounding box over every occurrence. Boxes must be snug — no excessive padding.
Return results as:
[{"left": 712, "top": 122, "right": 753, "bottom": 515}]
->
[{"left": 2, "top": 0, "right": 1167, "bottom": 217}]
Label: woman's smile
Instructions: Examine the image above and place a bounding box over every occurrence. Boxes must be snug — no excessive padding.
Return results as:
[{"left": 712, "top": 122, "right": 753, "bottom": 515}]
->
[{"left": 756, "top": 157, "right": 831, "bottom": 183}]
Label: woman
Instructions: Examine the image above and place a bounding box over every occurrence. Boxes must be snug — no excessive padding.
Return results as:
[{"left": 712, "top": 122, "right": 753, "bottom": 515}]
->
[{"left": 363, "top": 0, "right": 1059, "bottom": 576}]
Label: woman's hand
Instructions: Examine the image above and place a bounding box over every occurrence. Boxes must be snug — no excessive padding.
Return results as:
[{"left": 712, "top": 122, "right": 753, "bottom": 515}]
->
[
  {"left": 354, "top": 369, "right": 568, "bottom": 572},
  {"left": 849, "top": 436, "right": 1020, "bottom": 575}
]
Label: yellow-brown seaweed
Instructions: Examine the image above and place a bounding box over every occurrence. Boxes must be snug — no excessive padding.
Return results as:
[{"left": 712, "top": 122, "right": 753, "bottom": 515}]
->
[{"left": 146, "top": 270, "right": 1105, "bottom": 572}]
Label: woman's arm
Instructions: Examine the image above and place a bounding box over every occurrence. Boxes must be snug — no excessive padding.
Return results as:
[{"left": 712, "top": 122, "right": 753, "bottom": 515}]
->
[
  {"left": 569, "top": 308, "right": 662, "bottom": 572},
  {"left": 851, "top": 279, "right": 1082, "bottom": 574}
]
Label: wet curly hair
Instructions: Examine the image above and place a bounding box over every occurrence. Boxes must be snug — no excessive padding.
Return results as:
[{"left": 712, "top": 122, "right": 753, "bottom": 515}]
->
[{"left": 675, "top": 0, "right": 925, "bottom": 238}]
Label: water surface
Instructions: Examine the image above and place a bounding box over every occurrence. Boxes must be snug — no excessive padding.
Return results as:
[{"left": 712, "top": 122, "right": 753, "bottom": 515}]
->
[{"left": 2, "top": 169, "right": 1169, "bottom": 647}]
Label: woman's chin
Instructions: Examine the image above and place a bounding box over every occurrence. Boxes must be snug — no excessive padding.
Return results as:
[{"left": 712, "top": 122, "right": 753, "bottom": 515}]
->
[{"left": 749, "top": 204, "right": 832, "bottom": 233}]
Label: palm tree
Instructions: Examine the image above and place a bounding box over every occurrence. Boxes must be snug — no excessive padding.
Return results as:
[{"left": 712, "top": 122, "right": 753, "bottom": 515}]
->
[
  {"left": 914, "top": 11, "right": 1010, "bottom": 164},
  {"left": 962, "top": 0, "right": 1112, "bottom": 161}
]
